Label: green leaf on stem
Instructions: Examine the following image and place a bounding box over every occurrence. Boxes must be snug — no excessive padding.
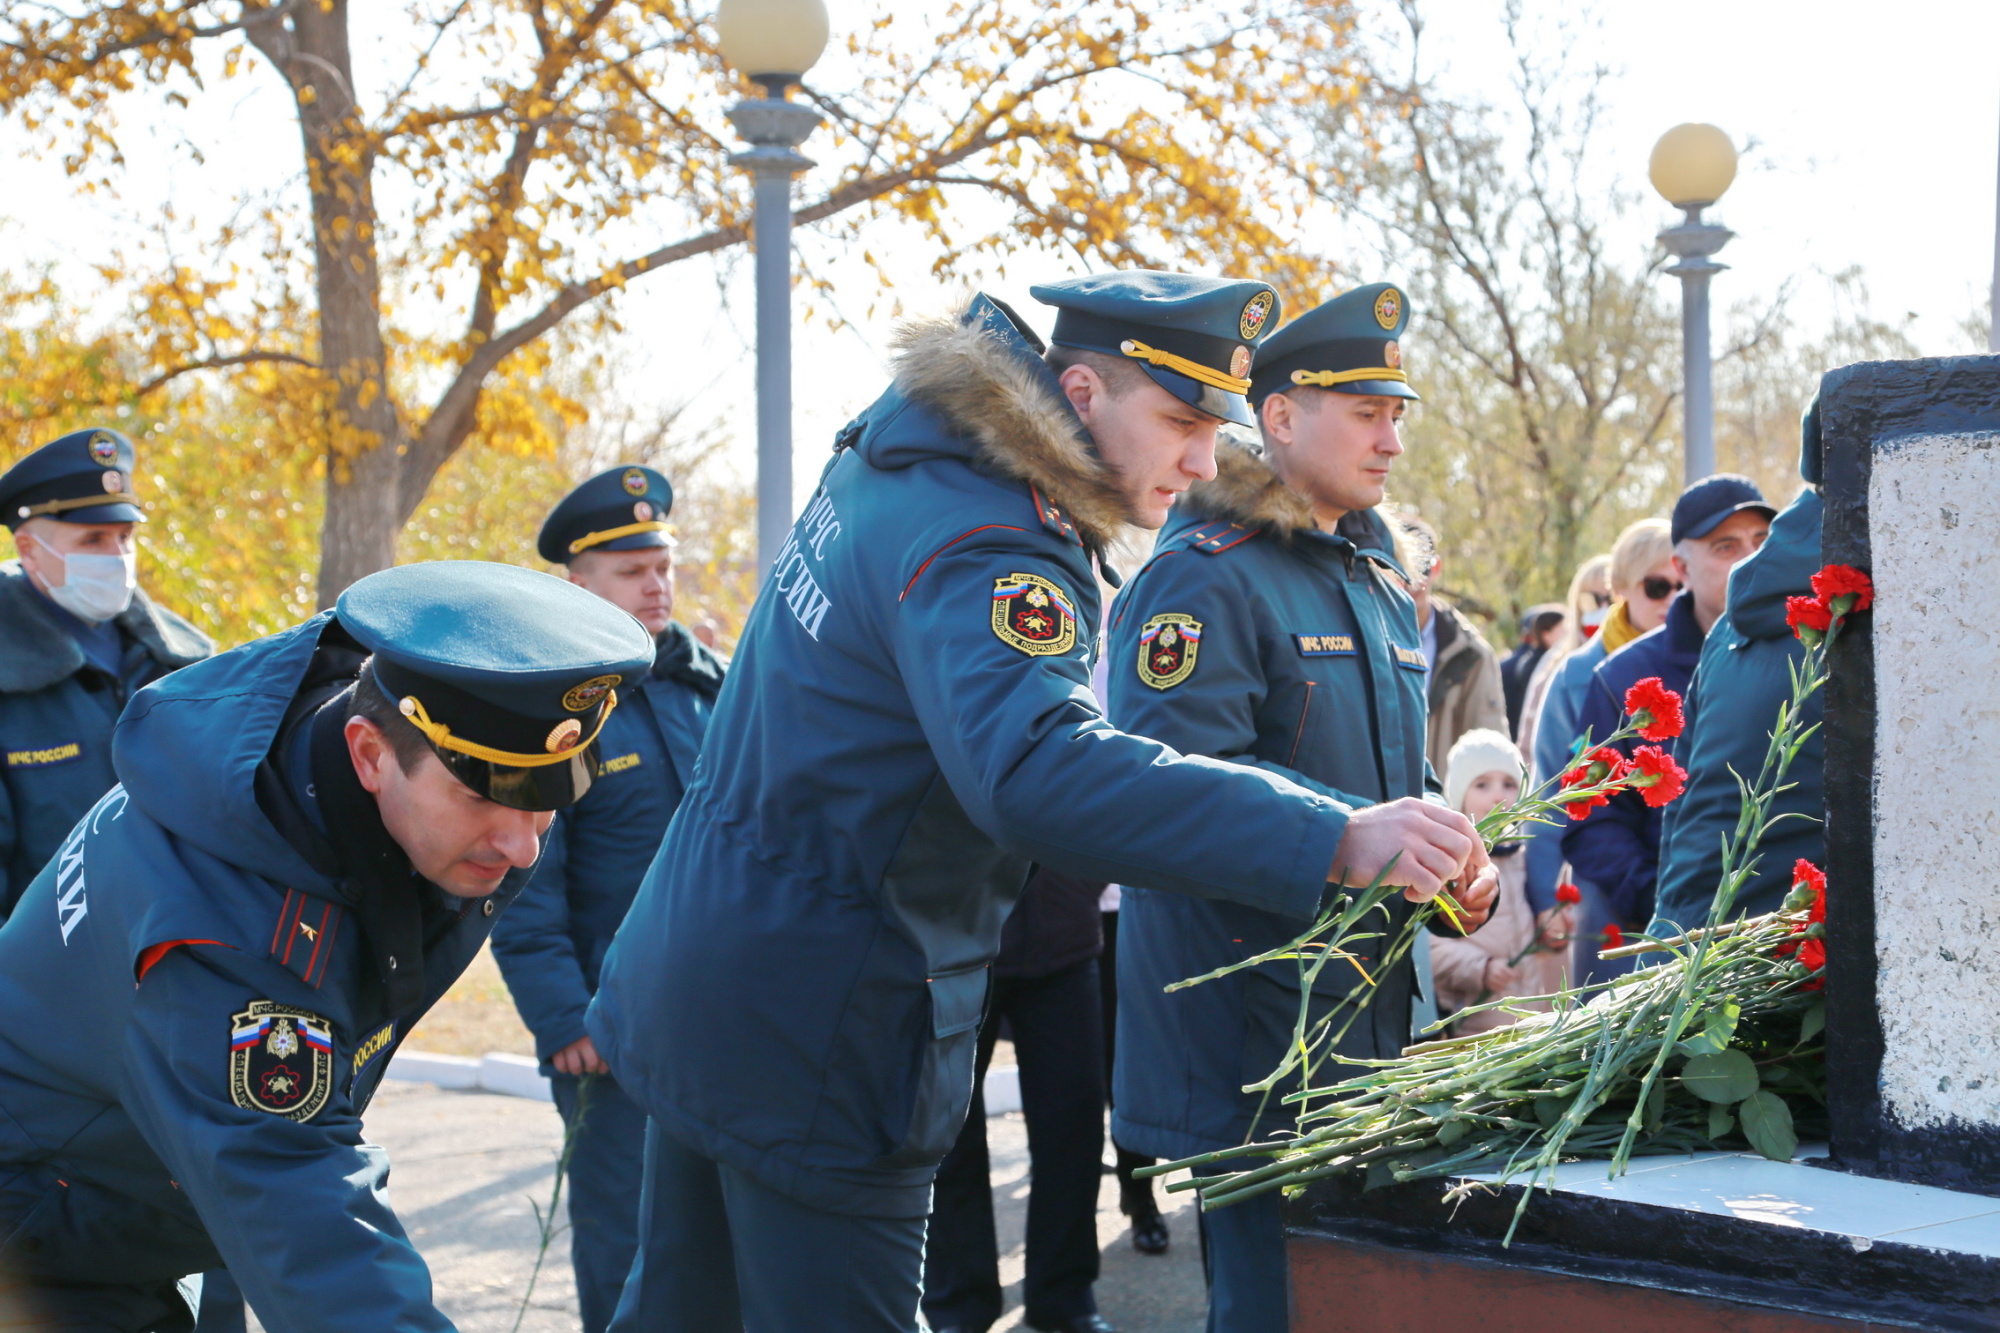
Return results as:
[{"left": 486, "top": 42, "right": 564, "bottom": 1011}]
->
[
  {"left": 1644, "top": 1078, "right": 1666, "bottom": 1133},
  {"left": 1436, "top": 1117, "right": 1468, "bottom": 1147},
  {"left": 1739, "top": 1090, "right": 1798, "bottom": 1162},
  {"left": 1797, "top": 1002, "right": 1826, "bottom": 1046},
  {"left": 1681, "top": 1049, "right": 1760, "bottom": 1104},
  {"left": 1707, "top": 1101, "right": 1735, "bottom": 1141},
  {"left": 1676, "top": 1001, "right": 1742, "bottom": 1057}
]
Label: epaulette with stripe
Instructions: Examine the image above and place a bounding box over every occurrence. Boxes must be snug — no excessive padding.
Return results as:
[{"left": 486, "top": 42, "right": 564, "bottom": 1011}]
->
[
  {"left": 1029, "top": 486, "right": 1084, "bottom": 548},
  {"left": 268, "top": 888, "right": 343, "bottom": 990},
  {"left": 1182, "top": 521, "right": 1260, "bottom": 555}
]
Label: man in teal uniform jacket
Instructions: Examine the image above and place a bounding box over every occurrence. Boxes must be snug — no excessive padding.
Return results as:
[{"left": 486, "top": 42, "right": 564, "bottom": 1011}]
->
[
  {"left": 0, "top": 428, "right": 211, "bottom": 920},
  {"left": 493, "top": 464, "right": 724, "bottom": 1333},
  {"left": 1107, "top": 283, "right": 1474, "bottom": 1332},
  {"left": 589, "top": 273, "right": 1496, "bottom": 1332},
  {"left": 0, "top": 561, "right": 654, "bottom": 1331}
]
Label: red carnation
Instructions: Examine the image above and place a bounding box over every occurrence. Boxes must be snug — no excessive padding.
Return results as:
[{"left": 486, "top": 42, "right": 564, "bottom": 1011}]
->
[
  {"left": 1559, "top": 747, "right": 1626, "bottom": 820},
  {"left": 1811, "top": 564, "right": 1874, "bottom": 615},
  {"left": 1555, "top": 882, "right": 1582, "bottom": 906},
  {"left": 1602, "top": 923, "right": 1624, "bottom": 950},
  {"left": 1627, "top": 745, "right": 1688, "bottom": 808},
  {"left": 1794, "top": 859, "right": 1827, "bottom": 922},
  {"left": 1786, "top": 595, "right": 1833, "bottom": 642},
  {"left": 1623, "top": 676, "right": 1686, "bottom": 742}
]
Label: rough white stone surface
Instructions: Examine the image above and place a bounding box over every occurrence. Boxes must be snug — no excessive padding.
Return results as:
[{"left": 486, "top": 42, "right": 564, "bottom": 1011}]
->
[{"left": 1870, "top": 430, "right": 2000, "bottom": 1130}]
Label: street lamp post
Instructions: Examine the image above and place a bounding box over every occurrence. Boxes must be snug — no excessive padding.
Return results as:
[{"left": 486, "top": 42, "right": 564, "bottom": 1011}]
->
[
  {"left": 716, "top": 0, "right": 830, "bottom": 583},
  {"left": 1649, "top": 123, "right": 1740, "bottom": 486}
]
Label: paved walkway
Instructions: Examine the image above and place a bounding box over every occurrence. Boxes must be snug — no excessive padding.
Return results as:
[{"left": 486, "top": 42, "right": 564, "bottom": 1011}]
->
[{"left": 263, "top": 1082, "right": 1207, "bottom": 1331}]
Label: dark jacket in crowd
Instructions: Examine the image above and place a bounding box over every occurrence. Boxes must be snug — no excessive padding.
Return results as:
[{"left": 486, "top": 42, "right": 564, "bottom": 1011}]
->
[
  {"left": 1105, "top": 437, "right": 1435, "bottom": 1162},
  {"left": 0, "top": 561, "right": 210, "bottom": 917},
  {"left": 1562, "top": 591, "right": 1707, "bottom": 928},
  {"left": 491, "top": 621, "right": 723, "bottom": 1064},
  {"left": 0, "top": 615, "right": 527, "bottom": 1330},
  {"left": 1653, "top": 488, "right": 1824, "bottom": 932},
  {"left": 1499, "top": 641, "right": 1546, "bottom": 734},
  {"left": 994, "top": 867, "right": 1103, "bottom": 980},
  {"left": 588, "top": 297, "right": 1350, "bottom": 1220}
]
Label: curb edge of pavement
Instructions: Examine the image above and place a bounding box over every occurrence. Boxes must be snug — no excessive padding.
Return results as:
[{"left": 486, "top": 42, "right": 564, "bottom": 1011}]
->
[{"left": 385, "top": 1051, "right": 1024, "bottom": 1115}]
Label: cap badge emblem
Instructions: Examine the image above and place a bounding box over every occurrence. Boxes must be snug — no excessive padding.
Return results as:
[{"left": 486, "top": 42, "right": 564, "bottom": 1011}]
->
[
  {"left": 621, "top": 468, "right": 648, "bottom": 495},
  {"left": 102, "top": 470, "right": 125, "bottom": 493},
  {"left": 634, "top": 501, "right": 655, "bottom": 521},
  {"left": 1238, "top": 290, "right": 1276, "bottom": 341},
  {"left": 1374, "top": 289, "right": 1402, "bottom": 330},
  {"left": 561, "top": 674, "right": 621, "bottom": 713},
  {"left": 545, "top": 719, "right": 584, "bottom": 753},
  {"left": 1229, "top": 346, "right": 1252, "bottom": 379},
  {"left": 1384, "top": 341, "right": 1401, "bottom": 369},
  {"left": 88, "top": 433, "right": 120, "bottom": 465}
]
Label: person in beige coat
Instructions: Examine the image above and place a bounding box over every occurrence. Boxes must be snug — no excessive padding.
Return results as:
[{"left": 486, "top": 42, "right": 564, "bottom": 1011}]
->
[
  {"left": 1431, "top": 729, "right": 1576, "bottom": 1034},
  {"left": 1393, "top": 515, "right": 1509, "bottom": 769}
]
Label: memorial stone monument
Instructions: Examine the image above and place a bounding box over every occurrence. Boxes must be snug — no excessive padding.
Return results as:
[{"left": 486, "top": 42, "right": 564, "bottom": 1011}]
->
[{"left": 1282, "top": 353, "right": 2000, "bottom": 1331}]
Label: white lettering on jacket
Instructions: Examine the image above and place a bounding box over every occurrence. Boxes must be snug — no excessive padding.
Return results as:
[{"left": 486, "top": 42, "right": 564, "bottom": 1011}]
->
[
  {"left": 771, "top": 493, "right": 839, "bottom": 640},
  {"left": 54, "top": 823, "right": 88, "bottom": 944}
]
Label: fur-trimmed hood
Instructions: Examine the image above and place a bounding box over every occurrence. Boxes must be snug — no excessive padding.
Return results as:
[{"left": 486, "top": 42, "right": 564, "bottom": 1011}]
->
[
  {"left": 1179, "top": 433, "right": 1417, "bottom": 574},
  {"left": 878, "top": 296, "right": 1131, "bottom": 551},
  {"left": 0, "top": 560, "right": 213, "bottom": 694}
]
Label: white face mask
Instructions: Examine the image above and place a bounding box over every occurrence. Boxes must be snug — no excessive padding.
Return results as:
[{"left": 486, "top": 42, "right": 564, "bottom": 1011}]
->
[{"left": 32, "top": 534, "right": 137, "bottom": 623}]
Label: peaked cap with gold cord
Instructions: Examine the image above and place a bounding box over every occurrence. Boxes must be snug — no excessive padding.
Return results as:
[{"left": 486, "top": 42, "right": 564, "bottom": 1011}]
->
[
  {"left": 1029, "top": 271, "right": 1283, "bottom": 427},
  {"left": 336, "top": 561, "right": 657, "bottom": 811},
  {"left": 1248, "top": 280, "right": 1421, "bottom": 406},
  {"left": 0, "top": 427, "right": 146, "bottom": 529},
  {"left": 536, "top": 464, "right": 676, "bottom": 564}
]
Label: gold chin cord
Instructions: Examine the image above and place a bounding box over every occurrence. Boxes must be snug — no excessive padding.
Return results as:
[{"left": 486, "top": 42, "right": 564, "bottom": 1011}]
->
[{"left": 397, "top": 690, "right": 619, "bottom": 767}]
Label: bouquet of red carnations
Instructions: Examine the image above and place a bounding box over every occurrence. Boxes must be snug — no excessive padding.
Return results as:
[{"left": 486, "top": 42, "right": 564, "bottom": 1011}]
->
[{"left": 1143, "top": 565, "right": 1871, "bottom": 1243}]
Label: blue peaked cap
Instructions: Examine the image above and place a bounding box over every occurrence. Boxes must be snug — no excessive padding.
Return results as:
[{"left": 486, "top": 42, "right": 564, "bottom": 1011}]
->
[
  {"left": 337, "top": 561, "right": 656, "bottom": 810},
  {"left": 537, "top": 465, "right": 676, "bottom": 565},
  {"left": 1249, "top": 282, "right": 1421, "bottom": 406},
  {"left": 1, "top": 427, "right": 146, "bottom": 529},
  {"left": 1029, "top": 271, "right": 1281, "bottom": 427}
]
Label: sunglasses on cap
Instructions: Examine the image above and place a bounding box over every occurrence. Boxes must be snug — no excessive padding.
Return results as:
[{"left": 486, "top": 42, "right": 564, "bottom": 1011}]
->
[{"left": 1641, "top": 575, "right": 1682, "bottom": 602}]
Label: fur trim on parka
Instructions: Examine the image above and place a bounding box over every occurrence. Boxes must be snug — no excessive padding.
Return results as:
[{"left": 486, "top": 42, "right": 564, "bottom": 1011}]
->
[
  {"left": 889, "top": 313, "right": 1132, "bottom": 552},
  {"left": 1178, "top": 432, "right": 1425, "bottom": 575}
]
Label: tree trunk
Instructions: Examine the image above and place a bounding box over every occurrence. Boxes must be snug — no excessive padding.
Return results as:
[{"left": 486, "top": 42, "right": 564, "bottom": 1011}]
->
[{"left": 251, "top": 0, "right": 404, "bottom": 606}]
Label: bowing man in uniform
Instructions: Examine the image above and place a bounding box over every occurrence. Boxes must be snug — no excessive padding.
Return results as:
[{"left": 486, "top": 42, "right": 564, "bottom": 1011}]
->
[
  {"left": 588, "top": 272, "right": 1497, "bottom": 1332},
  {"left": 491, "top": 465, "right": 725, "bottom": 1333},
  {"left": 0, "top": 561, "right": 654, "bottom": 1331},
  {"left": 1107, "top": 284, "right": 1479, "bottom": 1332}
]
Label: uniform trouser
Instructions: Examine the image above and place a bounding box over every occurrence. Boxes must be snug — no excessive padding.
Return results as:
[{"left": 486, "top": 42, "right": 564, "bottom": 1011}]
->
[
  {"left": 1098, "top": 911, "right": 1157, "bottom": 1217},
  {"left": 923, "top": 958, "right": 1104, "bottom": 1331},
  {"left": 606, "top": 1120, "right": 929, "bottom": 1333},
  {"left": 551, "top": 1073, "right": 647, "bottom": 1333},
  {"left": 1194, "top": 1173, "right": 1288, "bottom": 1333},
  {"left": 0, "top": 1162, "right": 214, "bottom": 1333},
  {"left": 192, "top": 1269, "right": 244, "bottom": 1332}
]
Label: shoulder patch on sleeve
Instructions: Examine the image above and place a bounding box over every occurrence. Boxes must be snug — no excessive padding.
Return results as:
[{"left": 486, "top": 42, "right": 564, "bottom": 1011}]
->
[
  {"left": 230, "top": 1001, "right": 335, "bottom": 1120},
  {"left": 991, "top": 573, "right": 1079, "bottom": 656},
  {"left": 1184, "top": 523, "right": 1259, "bottom": 556},
  {"left": 1137, "top": 614, "right": 1203, "bottom": 689}
]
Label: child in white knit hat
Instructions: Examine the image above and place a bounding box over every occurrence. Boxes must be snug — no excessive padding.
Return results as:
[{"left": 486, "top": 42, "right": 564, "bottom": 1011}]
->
[{"left": 1431, "top": 728, "right": 1575, "bottom": 1033}]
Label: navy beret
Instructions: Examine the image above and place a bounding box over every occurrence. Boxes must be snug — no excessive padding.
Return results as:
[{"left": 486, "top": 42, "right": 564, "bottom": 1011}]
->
[
  {"left": 0, "top": 428, "right": 145, "bottom": 529},
  {"left": 537, "top": 465, "right": 676, "bottom": 565},
  {"left": 337, "top": 561, "right": 656, "bottom": 810},
  {"left": 1030, "top": 271, "right": 1281, "bottom": 427},
  {"left": 1249, "top": 282, "right": 1420, "bottom": 405}
]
